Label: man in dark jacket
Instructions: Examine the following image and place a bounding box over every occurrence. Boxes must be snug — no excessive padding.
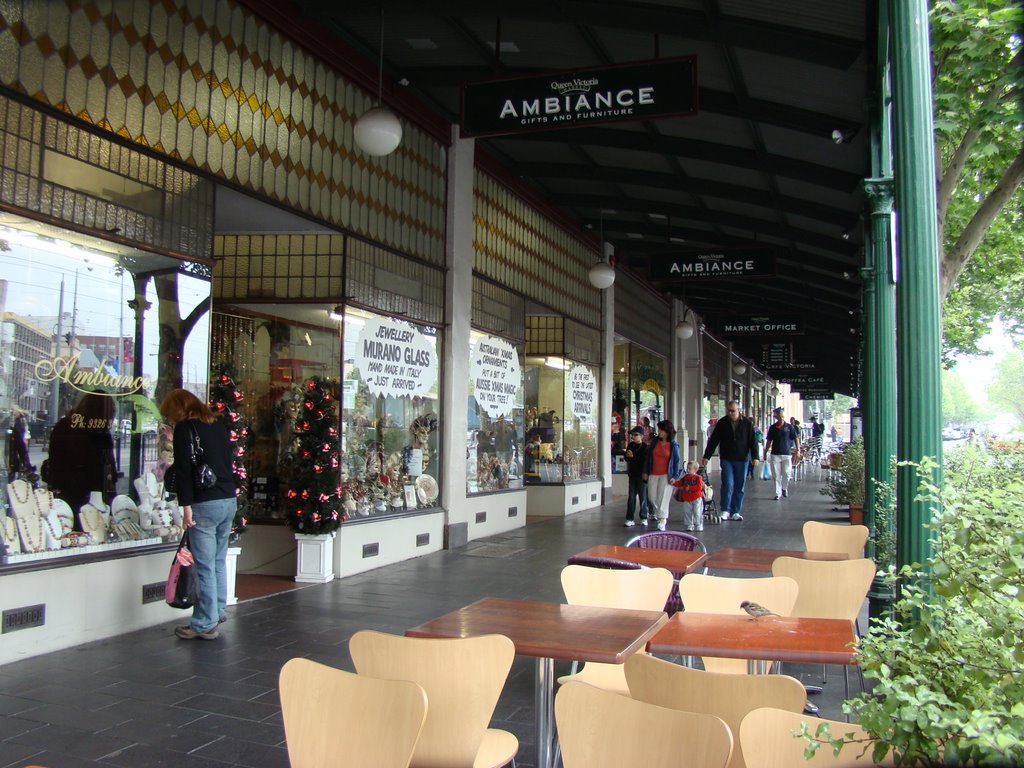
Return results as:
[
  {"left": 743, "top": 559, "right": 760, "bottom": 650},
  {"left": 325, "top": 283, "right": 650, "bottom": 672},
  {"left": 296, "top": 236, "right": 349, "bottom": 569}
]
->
[
  {"left": 623, "top": 427, "right": 649, "bottom": 527},
  {"left": 702, "top": 401, "right": 759, "bottom": 521}
]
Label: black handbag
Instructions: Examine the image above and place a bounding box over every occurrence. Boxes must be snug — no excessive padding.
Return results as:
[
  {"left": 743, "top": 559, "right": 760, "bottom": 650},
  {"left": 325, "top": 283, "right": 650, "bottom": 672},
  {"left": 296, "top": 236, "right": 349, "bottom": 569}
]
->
[
  {"left": 189, "top": 424, "right": 218, "bottom": 489},
  {"left": 165, "top": 528, "right": 199, "bottom": 609}
]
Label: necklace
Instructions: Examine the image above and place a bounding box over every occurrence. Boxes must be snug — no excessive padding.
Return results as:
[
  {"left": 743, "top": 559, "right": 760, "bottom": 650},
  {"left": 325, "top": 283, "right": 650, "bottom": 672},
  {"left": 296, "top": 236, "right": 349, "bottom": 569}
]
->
[
  {"left": 30, "top": 489, "right": 53, "bottom": 518},
  {"left": 7, "top": 479, "right": 32, "bottom": 506},
  {"left": 3, "top": 517, "right": 21, "bottom": 553},
  {"left": 41, "top": 509, "right": 61, "bottom": 547},
  {"left": 17, "top": 516, "right": 44, "bottom": 552},
  {"left": 80, "top": 506, "right": 106, "bottom": 536}
]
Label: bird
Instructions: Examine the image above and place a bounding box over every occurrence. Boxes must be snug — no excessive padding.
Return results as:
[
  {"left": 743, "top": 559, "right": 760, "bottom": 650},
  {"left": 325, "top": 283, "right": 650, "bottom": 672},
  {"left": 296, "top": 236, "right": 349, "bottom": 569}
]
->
[{"left": 740, "top": 600, "right": 778, "bottom": 620}]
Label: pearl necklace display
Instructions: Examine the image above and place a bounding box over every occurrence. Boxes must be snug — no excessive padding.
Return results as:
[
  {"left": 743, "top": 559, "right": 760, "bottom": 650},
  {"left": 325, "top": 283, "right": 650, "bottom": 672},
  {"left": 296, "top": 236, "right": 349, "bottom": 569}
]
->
[
  {"left": 79, "top": 505, "right": 107, "bottom": 539},
  {"left": 7, "top": 479, "right": 32, "bottom": 506},
  {"left": 3, "top": 517, "right": 21, "bottom": 554},
  {"left": 17, "top": 515, "right": 46, "bottom": 553}
]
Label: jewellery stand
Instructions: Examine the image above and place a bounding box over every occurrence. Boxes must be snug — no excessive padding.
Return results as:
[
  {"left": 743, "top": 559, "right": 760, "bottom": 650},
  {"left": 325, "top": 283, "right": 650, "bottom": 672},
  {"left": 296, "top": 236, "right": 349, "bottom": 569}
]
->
[
  {"left": 79, "top": 504, "right": 108, "bottom": 542},
  {"left": 2, "top": 516, "right": 22, "bottom": 554}
]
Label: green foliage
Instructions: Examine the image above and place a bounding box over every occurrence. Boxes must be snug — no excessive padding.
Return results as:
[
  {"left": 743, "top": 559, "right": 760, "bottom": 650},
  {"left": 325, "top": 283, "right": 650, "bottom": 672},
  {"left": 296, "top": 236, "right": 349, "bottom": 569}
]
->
[
  {"left": 821, "top": 436, "right": 865, "bottom": 507},
  {"left": 941, "top": 367, "right": 984, "bottom": 426},
  {"left": 990, "top": 342, "right": 1024, "bottom": 422},
  {"left": 817, "top": 450, "right": 1024, "bottom": 766},
  {"left": 932, "top": 0, "right": 1024, "bottom": 359},
  {"left": 285, "top": 377, "right": 343, "bottom": 535},
  {"left": 870, "top": 466, "right": 898, "bottom": 573}
]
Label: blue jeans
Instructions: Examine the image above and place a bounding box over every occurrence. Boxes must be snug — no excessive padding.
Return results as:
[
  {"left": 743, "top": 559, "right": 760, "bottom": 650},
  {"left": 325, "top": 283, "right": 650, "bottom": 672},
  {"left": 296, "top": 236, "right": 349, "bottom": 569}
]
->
[
  {"left": 188, "top": 497, "right": 236, "bottom": 633},
  {"left": 720, "top": 460, "right": 750, "bottom": 516}
]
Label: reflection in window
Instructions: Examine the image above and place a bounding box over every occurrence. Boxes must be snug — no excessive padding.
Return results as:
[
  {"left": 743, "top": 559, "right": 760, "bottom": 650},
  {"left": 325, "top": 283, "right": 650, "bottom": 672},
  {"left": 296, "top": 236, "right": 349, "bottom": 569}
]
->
[
  {"left": 523, "top": 357, "right": 598, "bottom": 483},
  {"left": 0, "top": 218, "right": 211, "bottom": 561}
]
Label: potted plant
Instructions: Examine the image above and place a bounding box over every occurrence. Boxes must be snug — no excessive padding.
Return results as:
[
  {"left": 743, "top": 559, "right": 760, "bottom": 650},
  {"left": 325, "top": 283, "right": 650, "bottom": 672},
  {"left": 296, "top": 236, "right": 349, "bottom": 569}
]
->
[
  {"left": 285, "top": 376, "right": 343, "bottom": 582},
  {"left": 821, "top": 436, "right": 865, "bottom": 523},
  {"left": 807, "top": 451, "right": 1024, "bottom": 766}
]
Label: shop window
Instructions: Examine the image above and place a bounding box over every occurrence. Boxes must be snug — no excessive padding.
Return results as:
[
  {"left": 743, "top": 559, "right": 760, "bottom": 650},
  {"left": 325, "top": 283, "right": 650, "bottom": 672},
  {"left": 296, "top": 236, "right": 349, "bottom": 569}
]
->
[
  {"left": 611, "top": 343, "right": 666, "bottom": 472},
  {"left": 468, "top": 331, "right": 524, "bottom": 495},
  {"left": 341, "top": 309, "right": 442, "bottom": 515},
  {"left": 523, "top": 357, "right": 599, "bottom": 484},
  {"left": 0, "top": 217, "right": 210, "bottom": 564}
]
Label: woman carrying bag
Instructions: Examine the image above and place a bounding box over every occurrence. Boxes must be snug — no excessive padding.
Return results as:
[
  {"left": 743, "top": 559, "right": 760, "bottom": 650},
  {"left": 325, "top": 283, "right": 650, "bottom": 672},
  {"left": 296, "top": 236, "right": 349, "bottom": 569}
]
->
[
  {"left": 160, "top": 389, "right": 237, "bottom": 640},
  {"left": 641, "top": 419, "right": 682, "bottom": 531}
]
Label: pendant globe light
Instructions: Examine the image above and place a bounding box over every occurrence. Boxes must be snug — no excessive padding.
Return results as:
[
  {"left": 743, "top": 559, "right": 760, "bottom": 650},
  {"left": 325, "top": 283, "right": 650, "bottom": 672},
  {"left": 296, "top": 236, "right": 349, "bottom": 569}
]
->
[
  {"left": 354, "top": 11, "right": 403, "bottom": 156},
  {"left": 589, "top": 231, "right": 615, "bottom": 289}
]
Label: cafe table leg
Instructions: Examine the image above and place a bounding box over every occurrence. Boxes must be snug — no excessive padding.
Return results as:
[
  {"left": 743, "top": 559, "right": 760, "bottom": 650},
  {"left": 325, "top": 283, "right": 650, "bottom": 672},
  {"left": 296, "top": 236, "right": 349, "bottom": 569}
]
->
[
  {"left": 747, "top": 658, "right": 770, "bottom": 674},
  {"left": 535, "top": 656, "right": 556, "bottom": 768}
]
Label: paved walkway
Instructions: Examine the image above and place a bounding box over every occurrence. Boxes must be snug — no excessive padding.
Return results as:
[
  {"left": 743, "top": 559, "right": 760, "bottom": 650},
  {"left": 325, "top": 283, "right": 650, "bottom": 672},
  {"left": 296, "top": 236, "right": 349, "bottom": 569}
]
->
[{"left": 0, "top": 465, "right": 858, "bottom": 768}]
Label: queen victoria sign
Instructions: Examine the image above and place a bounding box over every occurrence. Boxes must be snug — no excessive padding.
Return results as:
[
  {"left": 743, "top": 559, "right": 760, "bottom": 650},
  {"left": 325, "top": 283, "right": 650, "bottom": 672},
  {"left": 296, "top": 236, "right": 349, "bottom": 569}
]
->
[{"left": 461, "top": 57, "right": 697, "bottom": 137}]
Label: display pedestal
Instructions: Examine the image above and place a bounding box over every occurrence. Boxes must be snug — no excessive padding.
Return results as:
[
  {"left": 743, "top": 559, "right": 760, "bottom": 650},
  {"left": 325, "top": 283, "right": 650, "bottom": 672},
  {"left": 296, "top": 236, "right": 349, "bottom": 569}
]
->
[
  {"left": 226, "top": 546, "right": 241, "bottom": 605},
  {"left": 294, "top": 533, "right": 335, "bottom": 583}
]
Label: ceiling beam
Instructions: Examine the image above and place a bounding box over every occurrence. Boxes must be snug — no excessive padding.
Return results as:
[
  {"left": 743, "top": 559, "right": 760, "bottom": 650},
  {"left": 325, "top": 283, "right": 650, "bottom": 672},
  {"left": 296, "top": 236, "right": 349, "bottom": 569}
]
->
[
  {"left": 505, "top": 162, "right": 858, "bottom": 226},
  {"left": 503, "top": 127, "right": 862, "bottom": 191},
  {"left": 305, "top": 0, "right": 865, "bottom": 69}
]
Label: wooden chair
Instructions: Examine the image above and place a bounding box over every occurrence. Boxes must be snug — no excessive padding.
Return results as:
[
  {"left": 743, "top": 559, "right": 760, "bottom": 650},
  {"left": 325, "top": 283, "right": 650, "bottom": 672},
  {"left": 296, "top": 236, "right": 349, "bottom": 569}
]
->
[
  {"left": 349, "top": 630, "right": 518, "bottom": 768},
  {"left": 677, "top": 573, "right": 799, "bottom": 674},
  {"left": 279, "top": 658, "right": 427, "bottom": 768},
  {"left": 770, "top": 557, "right": 876, "bottom": 700},
  {"left": 558, "top": 564, "right": 673, "bottom": 695},
  {"left": 556, "top": 681, "right": 733, "bottom": 768},
  {"left": 740, "top": 707, "right": 895, "bottom": 767},
  {"left": 803, "top": 521, "right": 870, "bottom": 560},
  {"left": 625, "top": 654, "right": 806, "bottom": 768}
]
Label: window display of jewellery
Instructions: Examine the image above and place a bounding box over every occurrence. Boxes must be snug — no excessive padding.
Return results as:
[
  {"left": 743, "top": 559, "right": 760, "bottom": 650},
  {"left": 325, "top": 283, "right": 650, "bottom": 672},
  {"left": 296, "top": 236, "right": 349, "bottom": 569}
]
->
[{"left": 1, "top": 515, "right": 23, "bottom": 555}]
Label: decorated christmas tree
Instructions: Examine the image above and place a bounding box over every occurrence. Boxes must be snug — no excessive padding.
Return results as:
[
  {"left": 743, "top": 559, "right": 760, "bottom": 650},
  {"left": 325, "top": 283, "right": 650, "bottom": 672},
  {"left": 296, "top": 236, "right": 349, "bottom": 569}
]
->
[
  {"left": 285, "top": 376, "right": 343, "bottom": 535},
  {"left": 209, "top": 364, "right": 249, "bottom": 540}
]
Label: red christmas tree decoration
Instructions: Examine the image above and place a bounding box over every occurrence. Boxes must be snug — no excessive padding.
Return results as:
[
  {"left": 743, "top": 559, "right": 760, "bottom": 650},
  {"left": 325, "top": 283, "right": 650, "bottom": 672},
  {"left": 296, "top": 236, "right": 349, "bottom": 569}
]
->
[
  {"left": 285, "top": 376, "right": 342, "bottom": 535},
  {"left": 209, "top": 364, "right": 250, "bottom": 541}
]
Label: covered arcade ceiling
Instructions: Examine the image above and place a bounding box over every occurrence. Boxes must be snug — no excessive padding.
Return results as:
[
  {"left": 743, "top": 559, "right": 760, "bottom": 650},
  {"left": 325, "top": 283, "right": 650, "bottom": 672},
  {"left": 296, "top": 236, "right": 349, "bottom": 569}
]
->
[{"left": 280, "top": 0, "right": 874, "bottom": 395}]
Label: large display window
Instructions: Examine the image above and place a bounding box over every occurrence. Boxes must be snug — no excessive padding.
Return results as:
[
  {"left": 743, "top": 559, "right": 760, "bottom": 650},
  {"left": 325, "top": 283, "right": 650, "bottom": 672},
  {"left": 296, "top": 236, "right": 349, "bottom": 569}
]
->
[
  {"left": 611, "top": 343, "right": 666, "bottom": 471},
  {"left": 219, "top": 305, "right": 442, "bottom": 521},
  {"left": 1, "top": 217, "right": 211, "bottom": 563},
  {"left": 467, "top": 331, "right": 524, "bottom": 495},
  {"left": 523, "top": 357, "right": 599, "bottom": 484},
  {"left": 342, "top": 308, "right": 442, "bottom": 515}
]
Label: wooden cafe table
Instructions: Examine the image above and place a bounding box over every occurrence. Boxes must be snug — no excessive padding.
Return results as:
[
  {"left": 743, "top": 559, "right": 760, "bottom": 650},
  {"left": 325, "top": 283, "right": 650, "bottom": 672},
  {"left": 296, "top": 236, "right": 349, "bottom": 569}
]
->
[
  {"left": 706, "top": 547, "right": 847, "bottom": 572},
  {"left": 647, "top": 612, "right": 857, "bottom": 674},
  {"left": 407, "top": 596, "right": 668, "bottom": 768},
  {"left": 569, "top": 544, "right": 708, "bottom": 575}
]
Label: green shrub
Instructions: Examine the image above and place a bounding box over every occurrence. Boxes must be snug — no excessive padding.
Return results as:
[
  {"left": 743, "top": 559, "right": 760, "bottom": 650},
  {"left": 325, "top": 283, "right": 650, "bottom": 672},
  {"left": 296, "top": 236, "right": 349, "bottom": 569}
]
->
[{"left": 810, "top": 448, "right": 1024, "bottom": 765}]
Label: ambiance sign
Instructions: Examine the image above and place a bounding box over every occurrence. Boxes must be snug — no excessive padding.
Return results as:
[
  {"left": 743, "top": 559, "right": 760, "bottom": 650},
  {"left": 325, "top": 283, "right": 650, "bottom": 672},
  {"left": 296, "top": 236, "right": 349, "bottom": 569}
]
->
[
  {"left": 650, "top": 248, "right": 777, "bottom": 280},
  {"left": 722, "top": 316, "right": 803, "bottom": 336},
  {"left": 461, "top": 57, "right": 696, "bottom": 137}
]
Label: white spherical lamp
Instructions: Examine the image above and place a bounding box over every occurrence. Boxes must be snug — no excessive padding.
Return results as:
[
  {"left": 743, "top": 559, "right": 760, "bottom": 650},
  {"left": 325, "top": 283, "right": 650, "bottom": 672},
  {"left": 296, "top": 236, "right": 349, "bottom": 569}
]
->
[
  {"left": 588, "top": 262, "right": 616, "bottom": 289},
  {"left": 733, "top": 363, "right": 747, "bottom": 376},
  {"left": 770, "top": 386, "right": 780, "bottom": 397},
  {"left": 354, "top": 106, "right": 403, "bottom": 156},
  {"left": 753, "top": 377, "right": 765, "bottom": 388},
  {"left": 675, "top": 320, "right": 695, "bottom": 339}
]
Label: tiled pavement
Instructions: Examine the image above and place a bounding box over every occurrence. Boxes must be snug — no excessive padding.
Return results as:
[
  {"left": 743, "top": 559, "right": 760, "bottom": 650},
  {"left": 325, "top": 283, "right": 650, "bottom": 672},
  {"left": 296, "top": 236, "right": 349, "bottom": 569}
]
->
[{"left": 0, "top": 466, "right": 860, "bottom": 767}]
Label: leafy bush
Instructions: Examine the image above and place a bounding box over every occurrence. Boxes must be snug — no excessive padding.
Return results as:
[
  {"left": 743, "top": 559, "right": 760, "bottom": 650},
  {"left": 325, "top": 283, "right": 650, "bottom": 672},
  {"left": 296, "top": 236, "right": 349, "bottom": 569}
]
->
[
  {"left": 821, "top": 436, "right": 866, "bottom": 507},
  {"left": 815, "top": 448, "right": 1024, "bottom": 766}
]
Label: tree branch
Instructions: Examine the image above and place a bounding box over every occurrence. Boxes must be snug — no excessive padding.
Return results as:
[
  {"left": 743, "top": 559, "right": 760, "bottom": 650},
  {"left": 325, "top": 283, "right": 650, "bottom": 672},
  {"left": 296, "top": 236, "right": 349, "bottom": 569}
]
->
[{"left": 941, "top": 145, "right": 1024, "bottom": 298}]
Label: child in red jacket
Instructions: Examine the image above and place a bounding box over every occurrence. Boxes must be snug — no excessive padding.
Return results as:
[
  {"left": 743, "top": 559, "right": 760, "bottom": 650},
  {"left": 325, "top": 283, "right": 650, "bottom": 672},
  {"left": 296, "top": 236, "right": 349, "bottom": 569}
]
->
[{"left": 671, "top": 461, "right": 705, "bottom": 532}]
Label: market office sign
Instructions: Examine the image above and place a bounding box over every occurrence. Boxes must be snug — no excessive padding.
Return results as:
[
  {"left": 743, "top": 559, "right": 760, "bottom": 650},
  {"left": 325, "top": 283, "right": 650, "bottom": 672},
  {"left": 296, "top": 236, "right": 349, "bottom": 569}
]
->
[
  {"left": 461, "top": 57, "right": 697, "bottom": 137},
  {"left": 650, "top": 248, "right": 777, "bottom": 280},
  {"left": 722, "top": 316, "right": 803, "bottom": 336}
]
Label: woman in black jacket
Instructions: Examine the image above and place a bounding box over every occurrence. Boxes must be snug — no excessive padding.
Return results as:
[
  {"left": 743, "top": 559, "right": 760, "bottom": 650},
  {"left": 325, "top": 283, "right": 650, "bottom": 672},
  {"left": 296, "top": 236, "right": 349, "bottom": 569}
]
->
[{"left": 160, "top": 388, "right": 237, "bottom": 640}]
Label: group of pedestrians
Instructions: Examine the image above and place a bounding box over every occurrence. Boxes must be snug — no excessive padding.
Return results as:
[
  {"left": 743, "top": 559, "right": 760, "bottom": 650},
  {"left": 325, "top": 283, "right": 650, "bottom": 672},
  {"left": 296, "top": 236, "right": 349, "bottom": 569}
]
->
[{"left": 622, "top": 401, "right": 805, "bottom": 528}]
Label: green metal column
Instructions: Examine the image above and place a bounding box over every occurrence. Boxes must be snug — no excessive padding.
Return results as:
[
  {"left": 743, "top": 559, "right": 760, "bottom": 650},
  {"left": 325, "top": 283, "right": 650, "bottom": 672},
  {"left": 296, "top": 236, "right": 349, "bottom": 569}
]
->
[
  {"left": 890, "top": 0, "right": 943, "bottom": 571},
  {"left": 863, "top": 178, "right": 898, "bottom": 618}
]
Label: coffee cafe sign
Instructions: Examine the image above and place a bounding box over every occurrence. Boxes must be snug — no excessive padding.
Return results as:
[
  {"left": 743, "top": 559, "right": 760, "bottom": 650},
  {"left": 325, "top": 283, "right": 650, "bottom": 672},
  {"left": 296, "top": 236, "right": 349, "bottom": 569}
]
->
[
  {"left": 461, "top": 57, "right": 697, "bottom": 137},
  {"left": 650, "top": 248, "right": 777, "bottom": 281}
]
